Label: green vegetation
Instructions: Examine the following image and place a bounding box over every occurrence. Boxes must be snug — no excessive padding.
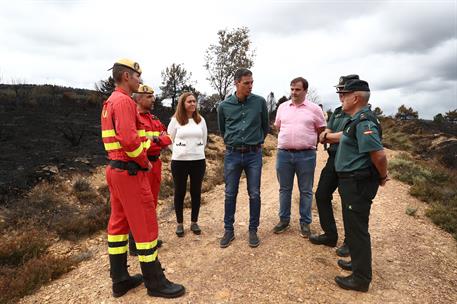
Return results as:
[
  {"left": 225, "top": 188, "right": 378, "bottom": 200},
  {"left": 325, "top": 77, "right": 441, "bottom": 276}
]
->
[{"left": 389, "top": 153, "right": 457, "bottom": 239}]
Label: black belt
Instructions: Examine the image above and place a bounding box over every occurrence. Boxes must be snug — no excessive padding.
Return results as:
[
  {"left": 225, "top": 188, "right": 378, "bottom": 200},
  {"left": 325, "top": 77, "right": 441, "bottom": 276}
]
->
[
  {"left": 337, "top": 168, "right": 374, "bottom": 180},
  {"left": 279, "top": 148, "right": 312, "bottom": 153},
  {"left": 148, "top": 155, "right": 159, "bottom": 162},
  {"left": 226, "top": 144, "right": 261, "bottom": 153},
  {"left": 109, "top": 160, "right": 148, "bottom": 176}
]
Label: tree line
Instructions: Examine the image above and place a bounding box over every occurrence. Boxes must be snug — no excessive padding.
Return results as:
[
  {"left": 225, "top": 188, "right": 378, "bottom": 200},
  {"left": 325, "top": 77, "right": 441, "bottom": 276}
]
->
[{"left": 94, "top": 27, "right": 456, "bottom": 123}]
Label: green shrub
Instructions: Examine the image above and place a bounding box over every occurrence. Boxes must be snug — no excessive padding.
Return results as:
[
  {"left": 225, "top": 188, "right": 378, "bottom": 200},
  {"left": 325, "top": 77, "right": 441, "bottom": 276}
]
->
[
  {"left": 426, "top": 202, "right": 457, "bottom": 239},
  {"left": 390, "top": 153, "right": 457, "bottom": 240}
]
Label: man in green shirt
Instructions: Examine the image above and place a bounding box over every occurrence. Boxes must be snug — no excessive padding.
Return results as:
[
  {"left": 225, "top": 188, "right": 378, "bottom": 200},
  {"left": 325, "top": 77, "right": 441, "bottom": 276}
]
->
[
  {"left": 333, "top": 79, "right": 388, "bottom": 292},
  {"left": 309, "top": 75, "right": 358, "bottom": 257},
  {"left": 217, "top": 68, "right": 269, "bottom": 248}
]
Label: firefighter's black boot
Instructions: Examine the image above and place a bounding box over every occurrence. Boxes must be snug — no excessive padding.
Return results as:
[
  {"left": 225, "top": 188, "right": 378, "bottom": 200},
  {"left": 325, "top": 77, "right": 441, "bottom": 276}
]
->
[
  {"left": 129, "top": 233, "right": 138, "bottom": 256},
  {"left": 140, "top": 259, "right": 185, "bottom": 298},
  {"left": 109, "top": 253, "right": 143, "bottom": 298}
]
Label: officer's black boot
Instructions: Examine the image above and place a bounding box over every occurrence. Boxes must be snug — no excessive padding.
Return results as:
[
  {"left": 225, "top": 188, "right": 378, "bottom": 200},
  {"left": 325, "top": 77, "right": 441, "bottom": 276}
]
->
[
  {"left": 140, "top": 259, "right": 185, "bottom": 298},
  {"left": 109, "top": 253, "right": 143, "bottom": 297}
]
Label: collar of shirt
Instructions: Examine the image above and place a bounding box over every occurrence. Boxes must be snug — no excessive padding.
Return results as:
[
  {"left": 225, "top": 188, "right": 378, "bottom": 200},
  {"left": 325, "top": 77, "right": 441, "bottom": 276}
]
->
[
  {"left": 350, "top": 105, "right": 371, "bottom": 121},
  {"left": 227, "top": 93, "right": 253, "bottom": 104},
  {"left": 114, "top": 87, "right": 130, "bottom": 97},
  {"left": 287, "top": 99, "right": 308, "bottom": 108}
]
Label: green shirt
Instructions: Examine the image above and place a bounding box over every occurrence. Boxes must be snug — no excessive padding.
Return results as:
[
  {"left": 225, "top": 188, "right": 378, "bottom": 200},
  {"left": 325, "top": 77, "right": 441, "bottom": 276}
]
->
[
  {"left": 327, "top": 106, "right": 351, "bottom": 153},
  {"left": 335, "top": 106, "right": 383, "bottom": 172},
  {"left": 217, "top": 93, "right": 269, "bottom": 146}
]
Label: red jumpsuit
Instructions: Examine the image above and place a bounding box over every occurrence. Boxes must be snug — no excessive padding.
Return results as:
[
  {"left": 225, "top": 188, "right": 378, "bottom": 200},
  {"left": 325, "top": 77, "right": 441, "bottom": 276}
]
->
[
  {"left": 101, "top": 88, "right": 158, "bottom": 263},
  {"left": 138, "top": 111, "right": 172, "bottom": 208}
]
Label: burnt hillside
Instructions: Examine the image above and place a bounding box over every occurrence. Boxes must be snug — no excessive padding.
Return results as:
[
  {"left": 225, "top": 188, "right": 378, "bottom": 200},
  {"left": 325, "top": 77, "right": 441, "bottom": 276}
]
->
[
  {"left": 0, "top": 84, "right": 220, "bottom": 203},
  {"left": 381, "top": 117, "right": 457, "bottom": 169}
]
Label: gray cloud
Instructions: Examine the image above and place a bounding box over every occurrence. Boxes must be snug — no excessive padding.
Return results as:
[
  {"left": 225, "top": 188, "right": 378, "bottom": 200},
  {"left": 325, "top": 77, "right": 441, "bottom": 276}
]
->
[
  {"left": 246, "top": 1, "right": 382, "bottom": 36},
  {"left": 0, "top": 0, "right": 455, "bottom": 120}
]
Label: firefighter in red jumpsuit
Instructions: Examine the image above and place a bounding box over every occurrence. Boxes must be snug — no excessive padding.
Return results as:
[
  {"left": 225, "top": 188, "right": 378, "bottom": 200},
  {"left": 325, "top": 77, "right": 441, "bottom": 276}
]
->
[
  {"left": 129, "top": 84, "right": 172, "bottom": 253},
  {"left": 101, "top": 59, "right": 185, "bottom": 298}
]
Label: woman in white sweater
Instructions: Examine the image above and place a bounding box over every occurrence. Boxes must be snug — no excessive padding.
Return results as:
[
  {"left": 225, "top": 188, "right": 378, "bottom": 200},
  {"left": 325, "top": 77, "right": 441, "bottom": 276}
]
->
[{"left": 167, "top": 92, "right": 207, "bottom": 237}]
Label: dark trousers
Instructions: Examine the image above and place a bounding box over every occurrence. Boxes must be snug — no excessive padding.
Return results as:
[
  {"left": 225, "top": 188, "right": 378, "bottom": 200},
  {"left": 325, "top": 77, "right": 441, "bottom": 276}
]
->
[
  {"left": 171, "top": 159, "right": 206, "bottom": 223},
  {"left": 315, "top": 152, "right": 347, "bottom": 242},
  {"left": 338, "top": 176, "right": 379, "bottom": 284}
]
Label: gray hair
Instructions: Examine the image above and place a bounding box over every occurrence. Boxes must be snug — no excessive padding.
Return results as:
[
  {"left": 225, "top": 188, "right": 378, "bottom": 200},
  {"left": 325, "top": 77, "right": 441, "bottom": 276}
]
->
[
  {"left": 132, "top": 93, "right": 140, "bottom": 101},
  {"left": 356, "top": 91, "right": 371, "bottom": 103}
]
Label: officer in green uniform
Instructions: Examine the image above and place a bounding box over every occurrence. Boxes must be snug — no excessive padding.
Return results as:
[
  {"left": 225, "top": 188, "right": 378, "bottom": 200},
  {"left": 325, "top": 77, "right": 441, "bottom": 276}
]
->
[
  {"left": 309, "top": 75, "right": 358, "bottom": 258},
  {"left": 333, "top": 79, "right": 388, "bottom": 292}
]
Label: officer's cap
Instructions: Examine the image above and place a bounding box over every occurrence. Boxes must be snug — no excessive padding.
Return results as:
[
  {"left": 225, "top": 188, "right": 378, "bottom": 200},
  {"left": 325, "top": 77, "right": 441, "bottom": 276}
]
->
[
  {"left": 337, "top": 79, "right": 370, "bottom": 93},
  {"left": 137, "top": 84, "right": 154, "bottom": 94},
  {"left": 109, "top": 58, "right": 142, "bottom": 74},
  {"left": 334, "top": 74, "right": 359, "bottom": 89}
]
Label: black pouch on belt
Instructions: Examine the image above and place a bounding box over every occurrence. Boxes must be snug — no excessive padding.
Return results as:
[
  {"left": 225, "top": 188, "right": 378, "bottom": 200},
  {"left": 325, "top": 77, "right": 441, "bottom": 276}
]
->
[{"left": 126, "top": 161, "right": 140, "bottom": 176}]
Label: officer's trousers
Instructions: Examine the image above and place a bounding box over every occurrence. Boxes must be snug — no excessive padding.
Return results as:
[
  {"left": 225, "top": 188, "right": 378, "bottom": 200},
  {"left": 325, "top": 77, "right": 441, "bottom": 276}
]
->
[
  {"left": 338, "top": 176, "right": 379, "bottom": 284},
  {"left": 148, "top": 158, "right": 162, "bottom": 208},
  {"left": 106, "top": 166, "right": 158, "bottom": 263},
  {"left": 315, "top": 152, "right": 347, "bottom": 241}
]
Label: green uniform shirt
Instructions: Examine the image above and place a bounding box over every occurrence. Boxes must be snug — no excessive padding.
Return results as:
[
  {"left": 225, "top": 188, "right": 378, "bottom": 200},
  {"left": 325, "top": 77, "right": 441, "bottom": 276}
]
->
[
  {"left": 335, "top": 106, "right": 383, "bottom": 172},
  {"left": 217, "top": 93, "right": 269, "bottom": 146},
  {"left": 327, "top": 106, "right": 351, "bottom": 153}
]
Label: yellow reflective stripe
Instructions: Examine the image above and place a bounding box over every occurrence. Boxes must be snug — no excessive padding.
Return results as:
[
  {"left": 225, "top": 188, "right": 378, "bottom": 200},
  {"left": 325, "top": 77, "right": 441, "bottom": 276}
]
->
[
  {"left": 146, "top": 131, "right": 160, "bottom": 137},
  {"left": 102, "top": 129, "right": 116, "bottom": 137},
  {"left": 137, "top": 129, "right": 146, "bottom": 137},
  {"left": 125, "top": 143, "right": 144, "bottom": 158},
  {"left": 138, "top": 250, "right": 158, "bottom": 262},
  {"left": 104, "top": 142, "right": 122, "bottom": 150},
  {"left": 136, "top": 240, "right": 157, "bottom": 250},
  {"left": 143, "top": 139, "right": 151, "bottom": 149},
  {"left": 108, "top": 234, "right": 128, "bottom": 242},
  {"left": 108, "top": 245, "right": 128, "bottom": 255}
]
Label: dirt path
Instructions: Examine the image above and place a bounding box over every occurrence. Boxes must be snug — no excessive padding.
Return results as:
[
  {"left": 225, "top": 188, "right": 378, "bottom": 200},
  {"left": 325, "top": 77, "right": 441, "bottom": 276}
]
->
[{"left": 20, "top": 148, "right": 457, "bottom": 304}]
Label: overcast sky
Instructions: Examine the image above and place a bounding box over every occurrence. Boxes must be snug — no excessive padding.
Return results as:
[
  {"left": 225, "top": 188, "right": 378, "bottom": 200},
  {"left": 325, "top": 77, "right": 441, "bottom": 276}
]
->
[{"left": 0, "top": 0, "right": 455, "bottom": 118}]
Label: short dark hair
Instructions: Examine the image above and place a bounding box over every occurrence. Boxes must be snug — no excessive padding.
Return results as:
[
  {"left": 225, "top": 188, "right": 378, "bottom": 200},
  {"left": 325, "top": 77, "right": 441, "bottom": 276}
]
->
[
  {"left": 290, "top": 77, "right": 308, "bottom": 90},
  {"left": 234, "top": 68, "right": 252, "bottom": 82},
  {"left": 113, "top": 65, "right": 135, "bottom": 83}
]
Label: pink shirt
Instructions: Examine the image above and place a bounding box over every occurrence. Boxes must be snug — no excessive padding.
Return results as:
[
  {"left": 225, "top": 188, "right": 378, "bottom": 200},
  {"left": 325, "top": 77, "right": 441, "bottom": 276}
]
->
[{"left": 275, "top": 100, "right": 326, "bottom": 150}]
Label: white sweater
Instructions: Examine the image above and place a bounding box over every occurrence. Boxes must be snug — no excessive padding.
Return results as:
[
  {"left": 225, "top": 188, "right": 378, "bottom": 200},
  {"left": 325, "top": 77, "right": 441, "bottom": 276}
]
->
[{"left": 167, "top": 116, "right": 207, "bottom": 161}]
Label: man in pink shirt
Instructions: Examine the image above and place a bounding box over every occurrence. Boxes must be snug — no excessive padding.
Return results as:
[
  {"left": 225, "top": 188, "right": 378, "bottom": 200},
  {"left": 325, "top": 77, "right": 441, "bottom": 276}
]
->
[{"left": 273, "top": 77, "right": 326, "bottom": 237}]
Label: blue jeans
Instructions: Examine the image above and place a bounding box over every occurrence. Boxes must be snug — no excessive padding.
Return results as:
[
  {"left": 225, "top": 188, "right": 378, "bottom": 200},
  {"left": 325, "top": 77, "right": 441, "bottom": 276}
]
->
[
  {"left": 224, "top": 149, "right": 262, "bottom": 232},
  {"left": 276, "top": 149, "right": 316, "bottom": 224}
]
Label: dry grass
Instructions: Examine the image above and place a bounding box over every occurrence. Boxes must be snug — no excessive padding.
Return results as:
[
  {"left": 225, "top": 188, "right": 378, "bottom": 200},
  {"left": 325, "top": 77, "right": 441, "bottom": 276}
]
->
[
  {"left": 0, "top": 252, "right": 89, "bottom": 304},
  {"left": 0, "top": 229, "right": 50, "bottom": 267},
  {"left": 52, "top": 202, "right": 110, "bottom": 241}
]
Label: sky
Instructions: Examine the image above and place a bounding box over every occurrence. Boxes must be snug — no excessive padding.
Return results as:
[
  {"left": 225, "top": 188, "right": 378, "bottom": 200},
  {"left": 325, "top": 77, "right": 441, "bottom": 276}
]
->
[{"left": 0, "top": 0, "right": 456, "bottom": 118}]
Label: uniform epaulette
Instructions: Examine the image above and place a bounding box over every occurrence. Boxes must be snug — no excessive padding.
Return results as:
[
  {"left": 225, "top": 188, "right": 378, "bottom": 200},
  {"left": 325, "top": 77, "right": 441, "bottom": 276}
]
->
[{"left": 344, "top": 111, "right": 382, "bottom": 140}]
